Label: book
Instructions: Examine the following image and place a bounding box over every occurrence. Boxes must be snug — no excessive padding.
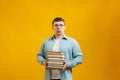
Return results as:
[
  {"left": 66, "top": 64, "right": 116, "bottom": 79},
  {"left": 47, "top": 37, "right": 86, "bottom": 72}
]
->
[
  {"left": 47, "top": 66, "right": 63, "bottom": 69},
  {"left": 47, "top": 61, "right": 64, "bottom": 65},
  {"left": 46, "top": 52, "right": 64, "bottom": 55},
  {"left": 48, "top": 63, "right": 64, "bottom": 67},
  {"left": 48, "top": 58, "right": 64, "bottom": 60},
  {"left": 46, "top": 52, "right": 65, "bottom": 69},
  {"left": 48, "top": 59, "right": 64, "bottom": 62},
  {"left": 47, "top": 55, "right": 65, "bottom": 58}
]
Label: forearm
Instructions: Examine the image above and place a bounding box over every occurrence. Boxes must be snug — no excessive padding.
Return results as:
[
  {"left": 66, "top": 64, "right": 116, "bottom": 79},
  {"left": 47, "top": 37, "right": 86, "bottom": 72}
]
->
[
  {"left": 67, "top": 55, "right": 83, "bottom": 68},
  {"left": 37, "top": 54, "right": 46, "bottom": 65}
]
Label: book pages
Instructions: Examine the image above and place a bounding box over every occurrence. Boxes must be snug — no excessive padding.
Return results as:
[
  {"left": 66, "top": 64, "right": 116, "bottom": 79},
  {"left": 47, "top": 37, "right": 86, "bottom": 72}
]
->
[{"left": 46, "top": 52, "right": 65, "bottom": 69}]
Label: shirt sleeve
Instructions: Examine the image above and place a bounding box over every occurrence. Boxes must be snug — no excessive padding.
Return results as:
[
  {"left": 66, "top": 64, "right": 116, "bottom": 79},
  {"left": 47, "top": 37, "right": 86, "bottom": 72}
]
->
[
  {"left": 67, "top": 39, "right": 84, "bottom": 68},
  {"left": 37, "top": 42, "right": 46, "bottom": 66}
]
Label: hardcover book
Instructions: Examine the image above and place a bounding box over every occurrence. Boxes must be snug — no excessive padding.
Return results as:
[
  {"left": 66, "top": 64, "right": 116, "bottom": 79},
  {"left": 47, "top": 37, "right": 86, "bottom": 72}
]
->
[{"left": 46, "top": 52, "right": 65, "bottom": 69}]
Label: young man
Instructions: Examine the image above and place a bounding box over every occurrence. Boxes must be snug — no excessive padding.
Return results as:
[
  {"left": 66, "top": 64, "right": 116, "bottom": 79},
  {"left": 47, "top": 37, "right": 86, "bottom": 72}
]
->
[{"left": 37, "top": 17, "right": 83, "bottom": 80}]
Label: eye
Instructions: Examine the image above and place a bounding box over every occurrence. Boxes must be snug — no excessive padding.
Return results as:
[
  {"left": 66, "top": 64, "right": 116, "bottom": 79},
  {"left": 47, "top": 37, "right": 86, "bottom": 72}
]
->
[
  {"left": 54, "top": 24, "right": 59, "bottom": 27},
  {"left": 53, "top": 24, "right": 64, "bottom": 27},
  {"left": 59, "top": 24, "right": 64, "bottom": 26}
]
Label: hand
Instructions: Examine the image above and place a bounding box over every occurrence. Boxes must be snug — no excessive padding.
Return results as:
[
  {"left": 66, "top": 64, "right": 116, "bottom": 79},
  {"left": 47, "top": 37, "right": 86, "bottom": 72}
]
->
[
  {"left": 59, "top": 61, "right": 67, "bottom": 72},
  {"left": 45, "top": 59, "right": 52, "bottom": 70}
]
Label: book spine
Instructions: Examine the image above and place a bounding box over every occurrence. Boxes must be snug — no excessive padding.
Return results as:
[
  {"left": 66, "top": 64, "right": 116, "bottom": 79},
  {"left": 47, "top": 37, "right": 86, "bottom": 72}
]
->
[
  {"left": 47, "top": 66, "right": 63, "bottom": 69},
  {"left": 48, "top": 58, "right": 64, "bottom": 60},
  {"left": 47, "top": 62, "right": 64, "bottom": 65},
  {"left": 46, "top": 52, "right": 64, "bottom": 55},
  {"left": 47, "top": 55, "right": 64, "bottom": 58},
  {"left": 48, "top": 64, "right": 64, "bottom": 67}
]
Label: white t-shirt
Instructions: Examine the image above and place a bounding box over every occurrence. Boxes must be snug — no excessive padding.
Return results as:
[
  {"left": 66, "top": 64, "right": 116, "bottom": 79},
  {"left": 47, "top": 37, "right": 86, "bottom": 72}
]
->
[{"left": 51, "top": 38, "right": 61, "bottom": 79}]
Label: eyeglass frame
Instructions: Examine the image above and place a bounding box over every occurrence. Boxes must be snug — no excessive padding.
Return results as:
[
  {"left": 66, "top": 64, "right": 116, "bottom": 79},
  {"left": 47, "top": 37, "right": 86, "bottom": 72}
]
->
[{"left": 53, "top": 24, "right": 65, "bottom": 27}]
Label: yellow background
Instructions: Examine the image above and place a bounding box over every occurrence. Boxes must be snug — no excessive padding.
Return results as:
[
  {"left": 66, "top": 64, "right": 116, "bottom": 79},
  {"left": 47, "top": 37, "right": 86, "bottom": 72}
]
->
[{"left": 0, "top": 0, "right": 120, "bottom": 80}]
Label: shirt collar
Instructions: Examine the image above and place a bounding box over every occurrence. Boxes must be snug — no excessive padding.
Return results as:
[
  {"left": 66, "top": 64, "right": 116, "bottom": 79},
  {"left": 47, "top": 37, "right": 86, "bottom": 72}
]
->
[{"left": 51, "top": 35, "right": 68, "bottom": 40}]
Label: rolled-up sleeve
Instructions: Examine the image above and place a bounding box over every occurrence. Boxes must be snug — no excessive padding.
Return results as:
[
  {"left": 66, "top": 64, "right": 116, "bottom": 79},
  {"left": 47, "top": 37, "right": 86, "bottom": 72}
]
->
[
  {"left": 67, "top": 39, "right": 84, "bottom": 68},
  {"left": 37, "top": 43, "right": 46, "bottom": 65}
]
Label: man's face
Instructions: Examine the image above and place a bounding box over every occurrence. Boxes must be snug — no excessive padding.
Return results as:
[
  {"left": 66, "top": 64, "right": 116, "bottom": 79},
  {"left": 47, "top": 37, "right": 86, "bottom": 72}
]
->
[{"left": 52, "top": 21, "right": 65, "bottom": 35}]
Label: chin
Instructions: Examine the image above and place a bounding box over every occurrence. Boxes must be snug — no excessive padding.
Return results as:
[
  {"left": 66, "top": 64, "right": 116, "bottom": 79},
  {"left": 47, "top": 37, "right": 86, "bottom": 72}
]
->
[{"left": 56, "top": 33, "right": 62, "bottom": 35}]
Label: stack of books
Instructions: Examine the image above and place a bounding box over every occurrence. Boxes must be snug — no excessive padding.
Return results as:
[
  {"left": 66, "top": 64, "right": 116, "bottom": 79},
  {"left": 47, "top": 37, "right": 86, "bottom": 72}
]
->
[{"left": 46, "top": 52, "right": 65, "bottom": 69}]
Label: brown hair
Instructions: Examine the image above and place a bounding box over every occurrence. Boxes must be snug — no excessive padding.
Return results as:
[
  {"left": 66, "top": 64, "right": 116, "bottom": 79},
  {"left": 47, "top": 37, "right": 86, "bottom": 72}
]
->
[{"left": 52, "top": 17, "right": 65, "bottom": 25}]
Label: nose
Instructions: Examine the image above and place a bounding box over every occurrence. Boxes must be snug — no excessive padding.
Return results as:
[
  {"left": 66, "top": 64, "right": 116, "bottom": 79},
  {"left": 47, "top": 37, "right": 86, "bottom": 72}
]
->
[{"left": 57, "top": 26, "right": 61, "bottom": 28}]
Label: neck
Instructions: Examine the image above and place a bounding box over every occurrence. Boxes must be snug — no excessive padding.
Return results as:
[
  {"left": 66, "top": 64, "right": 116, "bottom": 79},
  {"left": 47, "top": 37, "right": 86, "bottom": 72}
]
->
[{"left": 54, "top": 34, "right": 64, "bottom": 39}]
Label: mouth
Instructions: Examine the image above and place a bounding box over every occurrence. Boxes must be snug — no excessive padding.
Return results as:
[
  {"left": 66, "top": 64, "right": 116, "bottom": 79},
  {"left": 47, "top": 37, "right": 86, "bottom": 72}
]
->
[{"left": 57, "top": 31, "right": 61, "bottom": 33}]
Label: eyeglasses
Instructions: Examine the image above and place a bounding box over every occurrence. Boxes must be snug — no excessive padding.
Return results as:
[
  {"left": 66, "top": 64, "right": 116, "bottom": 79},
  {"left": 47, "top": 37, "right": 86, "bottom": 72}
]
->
[{"left": 53, "top": 24, "right": 64, "bottom": 27}]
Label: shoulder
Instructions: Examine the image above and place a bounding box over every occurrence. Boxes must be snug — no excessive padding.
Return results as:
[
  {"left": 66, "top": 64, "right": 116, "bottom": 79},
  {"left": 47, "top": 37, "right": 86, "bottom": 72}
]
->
[
  {"left": 66, "top": 36, "right": 81, "bottom": 49},
  {"left": 42, "top": 36, "right": 53, "bottom": 44},
  {"left": 65, "top": 36, "right": 79, "bottom": 46},
  {"left": 66, "top": 36, "right": 78, "bottom": 43}
]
